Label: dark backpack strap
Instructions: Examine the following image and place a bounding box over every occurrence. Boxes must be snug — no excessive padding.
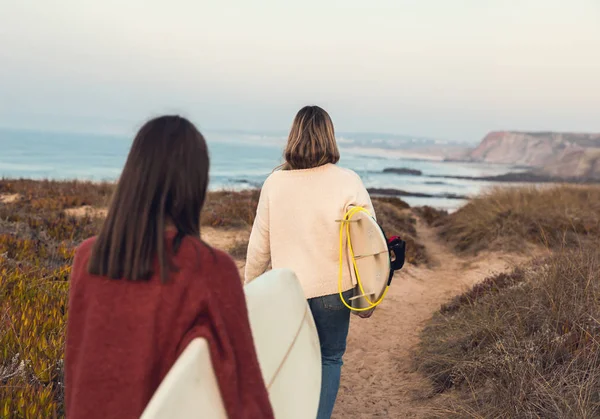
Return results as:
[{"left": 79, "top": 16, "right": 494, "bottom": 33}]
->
[{"left": 376, "top": 223, "right": 407, "bottom": 286}]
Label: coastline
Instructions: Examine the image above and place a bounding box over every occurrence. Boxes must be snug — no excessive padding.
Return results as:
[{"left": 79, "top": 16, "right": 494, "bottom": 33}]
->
[
  {"left": 380, "top": 165, "right": 600, "bottom": 185},
  {"left": 343, "top": 146, "right": 447, "bottom": 162}
]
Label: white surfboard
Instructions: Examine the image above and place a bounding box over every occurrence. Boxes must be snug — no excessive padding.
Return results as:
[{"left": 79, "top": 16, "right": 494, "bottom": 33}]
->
[
  {"left": 345, "top": 209, "right": 391, "bottom": 311},
  {"left": 141, "top": 268, "right": 321, "bottom": 419},
  {"left": 244, "top": 269, "right": 322, "bottom": 418}
]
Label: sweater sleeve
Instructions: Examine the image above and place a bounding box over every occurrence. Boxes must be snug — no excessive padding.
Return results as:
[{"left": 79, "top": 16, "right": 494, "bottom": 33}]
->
[
  {"left": 244, "top": 182, "right": 271, "bottom": 284},
  {"left": 179, "top": 253, "right": 274, "bottom": 419}
]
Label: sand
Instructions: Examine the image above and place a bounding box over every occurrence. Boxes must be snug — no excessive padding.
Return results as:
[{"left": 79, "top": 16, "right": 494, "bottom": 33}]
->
[
  {"left": 64, "top": 205, "right": 108, "bottom": 218},
  {"left": 0, "top": 193, "right": 21, "bottom": 204},
  {"left": 202, "top": 227, "right": 250, "bottom": 274}
]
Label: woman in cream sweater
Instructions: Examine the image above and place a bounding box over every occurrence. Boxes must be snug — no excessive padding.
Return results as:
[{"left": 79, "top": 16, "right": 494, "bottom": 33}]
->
[{"left": 245, "top": 105, "right": 375, "bottom": 419}]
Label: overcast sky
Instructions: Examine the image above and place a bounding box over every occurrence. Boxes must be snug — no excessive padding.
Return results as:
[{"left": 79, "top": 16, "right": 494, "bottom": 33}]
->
[{"left": 0, "top": 0, "right": 598, "bottom": 142}]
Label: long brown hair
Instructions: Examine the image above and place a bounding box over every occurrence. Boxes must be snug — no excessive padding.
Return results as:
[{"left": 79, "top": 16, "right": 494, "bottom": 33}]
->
[
  {"left": 88, "top": 115, "right": 209, "bottom": 282},
  {"left": 282, "top": 105, "right": 340, "bottom": 170}
]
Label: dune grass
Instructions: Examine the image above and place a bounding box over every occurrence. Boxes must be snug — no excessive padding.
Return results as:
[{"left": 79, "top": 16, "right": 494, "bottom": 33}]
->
[
  {"left": 412, "top": 205, "right": 448, "bottom": 227},
  {"left": 437, "top": 185, "right": 600, "bottom": 254},
  {"left": 416, "top": 185, "right": 600, "bottom": 418},
  {"left": 417, "top": 248, "right": 600, "bottom": 418},
  {"left": 201, "top": 190, "right": 260, "bottom": 228}
]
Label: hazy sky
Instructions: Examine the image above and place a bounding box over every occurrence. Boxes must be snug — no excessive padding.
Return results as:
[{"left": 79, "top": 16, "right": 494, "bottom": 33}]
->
[{"left": 1, "top": 0, "right": 599, "bottom": 142}]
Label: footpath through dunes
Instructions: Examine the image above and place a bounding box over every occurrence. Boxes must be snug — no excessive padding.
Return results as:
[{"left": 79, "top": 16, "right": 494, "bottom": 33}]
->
[
  {"left": 40, "top": 197, "right": 539, "bottom": 417},
  {"left": 332, "top": 218, "right": 539, "bottom": 418}
]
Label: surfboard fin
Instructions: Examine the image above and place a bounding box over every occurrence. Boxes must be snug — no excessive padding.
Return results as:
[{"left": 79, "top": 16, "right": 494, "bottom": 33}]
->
[{"left": 353, "top": 250, "right": 389, "bottom": 260}]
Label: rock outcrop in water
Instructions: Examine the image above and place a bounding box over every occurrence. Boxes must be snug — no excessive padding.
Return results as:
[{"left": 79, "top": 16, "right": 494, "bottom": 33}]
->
[
  {"left": 383, "top": 168, "right": 423, "bottom": 176},
  {"left": 367, "top": 188, "right": 468, "bottom": 200},
  {"left": 462, "top": 131, "right": 600, "bottom": 180}
]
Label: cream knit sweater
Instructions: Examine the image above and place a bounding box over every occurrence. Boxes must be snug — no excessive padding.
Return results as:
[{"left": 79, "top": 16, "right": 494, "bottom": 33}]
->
[{"left": 244, "top": 163, "right": 376, "bottom": 299}]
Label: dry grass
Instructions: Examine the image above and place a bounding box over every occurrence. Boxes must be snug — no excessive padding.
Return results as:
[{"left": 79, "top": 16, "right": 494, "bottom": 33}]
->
[
  {"left": 417, "top": 248, "right": 600, "bottom": 418},
  {"left": 372, "top": 196, "right": 411, "bottom": 211},
  {"left": 201, "top": 190, "right": 260, "bottom": 228},
  {"left": 413, "top": 206, "right": 448, "bottom": 227},
  {"left": 227, "top": 239, "right": 249, "bottom": 260},
  {"left": 0, "top": 178, "right": 114, "bottom": 210},
  {"left": 416, "top": 186, "right": 600, "bottom": 417},
  {"left": 416, "top": 185, "right": 600, "bottom": 417},
  {"left": 0, "top": 179, "right": 262, "bottom": 230},
  {"left": 437, "top": 185, "right": 600, "bottom": 254}
]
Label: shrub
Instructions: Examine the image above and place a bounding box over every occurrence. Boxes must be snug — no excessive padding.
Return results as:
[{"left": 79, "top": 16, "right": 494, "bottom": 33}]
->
[
  {"left": 0, "top": 179, "right": 97, "bottom": 418},
  {"left": 413, "top": 206, "right": 448, "bottom": 227},
  {"left": 227, "top": 239, "right": 249, "bottom": 260},
  {"left": 0, "top": 178, "right": 114, "bottom": 209},
  {"left": 201, "top": 190, "right": 261, "bottom": 228},
  {"left": 371, "top": 196, "right": 410, "bottom": 211},
  {"left": 1, "top": 260, "right": 69, "bottom": 418}
]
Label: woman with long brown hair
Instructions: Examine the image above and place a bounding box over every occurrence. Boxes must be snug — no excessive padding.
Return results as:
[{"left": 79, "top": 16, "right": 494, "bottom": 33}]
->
[
  {"left": 65, "top": 115, "right": 273, "bottom": 419},
  {"left": 245, "top": 106, "right": 375, "bottom": 419}
]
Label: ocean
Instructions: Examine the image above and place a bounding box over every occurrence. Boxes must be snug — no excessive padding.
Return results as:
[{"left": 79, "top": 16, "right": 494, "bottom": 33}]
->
[{"left": 0, "top": 128, "right": 520, "bottom": 211}]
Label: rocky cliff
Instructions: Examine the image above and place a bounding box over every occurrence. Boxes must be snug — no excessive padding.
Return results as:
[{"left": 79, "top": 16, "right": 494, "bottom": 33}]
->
[
  {"left": 542, "top": 148, "right": 600, "bottom": 179},
  {"left": 466, "top": 131, "right": 600, "bottom": 179}
]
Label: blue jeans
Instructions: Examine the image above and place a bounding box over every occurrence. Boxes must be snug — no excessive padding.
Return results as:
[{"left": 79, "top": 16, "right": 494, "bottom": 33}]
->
[{"left": 308, "top": 290, "right": 353, "bottom": 419}]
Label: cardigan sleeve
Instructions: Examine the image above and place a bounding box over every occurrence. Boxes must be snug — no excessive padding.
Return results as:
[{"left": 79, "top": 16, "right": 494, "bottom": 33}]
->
[
  {"left": 244, "top": 183, "right": 271, "bottom": 284},
  {"left": 178, "top": 252, "right": 274, "bottom": 419}
]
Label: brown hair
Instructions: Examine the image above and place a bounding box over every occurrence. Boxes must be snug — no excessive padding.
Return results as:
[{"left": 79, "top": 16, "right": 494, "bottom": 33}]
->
[
  {"left": 88, "top": 115, "right": 209, "bottom": 282},
  {"left": 282, "top": 105, "right": 340, "bottom": 170}
]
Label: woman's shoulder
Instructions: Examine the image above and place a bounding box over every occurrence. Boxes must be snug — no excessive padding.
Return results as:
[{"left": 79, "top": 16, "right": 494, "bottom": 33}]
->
[
  {"left": 77, "top": 236, "right": 97, "bottom": 252},
  {"left": 263, "top": 169, "right": 284, "bottom": 184},
  {"left": 73, "top": 236, "right": 97, "bottom": 265},
  {"left": 327, "top": 165, "right": 365, "bottom": 186},
  {"left": 178, "top": 236, "right": 238, "bottom": 274},
  {"left": 332, "top": 165, "right": 361, "bottom": 178},
  {"left": 258, "top": 170, "right": 286, "bottom": 195}
]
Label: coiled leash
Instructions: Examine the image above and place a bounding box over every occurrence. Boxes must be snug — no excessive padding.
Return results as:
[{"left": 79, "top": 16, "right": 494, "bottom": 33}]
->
[{"left": 338, "top": 206, "right": 406, "bottom": 312}]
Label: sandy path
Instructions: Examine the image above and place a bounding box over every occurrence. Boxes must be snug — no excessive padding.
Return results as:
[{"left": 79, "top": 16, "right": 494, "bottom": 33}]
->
[
  {"left": 333, "top": 219, "right": 534, "bottom": 418},
  {"left": 202, "top": 227, "right": 250, "bottom": 274},
  {"left": 64, "top": 205, "right": 108, "bottom": 218}
]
